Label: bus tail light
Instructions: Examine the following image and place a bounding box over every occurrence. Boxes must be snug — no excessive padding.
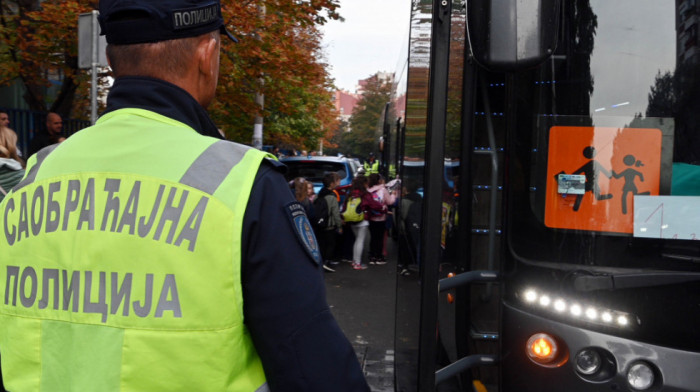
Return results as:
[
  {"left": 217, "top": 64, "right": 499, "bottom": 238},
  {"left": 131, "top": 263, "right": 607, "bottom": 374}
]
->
[{"left": 526, "top": 333, "right": 568, "bottom": 367}]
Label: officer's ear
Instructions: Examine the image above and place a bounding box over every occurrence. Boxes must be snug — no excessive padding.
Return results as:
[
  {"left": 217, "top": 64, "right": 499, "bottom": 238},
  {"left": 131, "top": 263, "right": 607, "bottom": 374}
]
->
[
  {"left": 197, "top": 32, "right": 220, "bottom": 79},
  {"left": 192, "top": 32, "right": 221, "bottom": 108}
]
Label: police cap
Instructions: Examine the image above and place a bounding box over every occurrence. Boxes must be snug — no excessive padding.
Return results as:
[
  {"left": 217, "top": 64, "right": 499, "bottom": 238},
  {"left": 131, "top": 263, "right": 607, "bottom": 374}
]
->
[{"left": 99, "top": 0, "right": 237, "bottom": 45}]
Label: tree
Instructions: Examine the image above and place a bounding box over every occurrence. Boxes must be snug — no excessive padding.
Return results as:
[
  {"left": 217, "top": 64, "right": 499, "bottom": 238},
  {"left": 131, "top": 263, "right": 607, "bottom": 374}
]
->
[
  {"left": 645, "top": 65, "right": 700, "bottom": 164},
  {"left": 0, "top": 0, "right": 341, "bottom": 147},
  {"left": 214, "top": 0, "right": 341, "bottom": 147},
  {"left": 342, "top": 73, "right": 394, "bottom": 158},
  {"left": 0, "top": 0, "right": 97, "bottom": 117},
  {"left": 322, "top": 117, "right": 350, "bottom": 156},
  {"left": 646, "top": 70, "right": 675, "bottom": 118}
]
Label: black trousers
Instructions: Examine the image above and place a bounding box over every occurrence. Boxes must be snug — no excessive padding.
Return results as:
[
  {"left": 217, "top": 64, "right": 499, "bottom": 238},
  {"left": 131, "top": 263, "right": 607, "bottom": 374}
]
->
[
  {"left": 318, "top": 228, "right": 337, "bottom": 263},
  {"left": 368, "top": 221, "right": 385, "bottom": 260}
]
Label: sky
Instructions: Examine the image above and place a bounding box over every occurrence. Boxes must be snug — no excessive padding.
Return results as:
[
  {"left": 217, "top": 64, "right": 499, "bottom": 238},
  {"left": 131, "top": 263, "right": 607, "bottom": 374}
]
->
[{"left": 320, "top": 0, "right": 412, "bottom": 92}]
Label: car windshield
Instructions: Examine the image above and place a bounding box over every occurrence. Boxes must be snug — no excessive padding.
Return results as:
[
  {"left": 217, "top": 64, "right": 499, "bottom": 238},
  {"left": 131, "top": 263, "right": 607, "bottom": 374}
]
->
[{"left": 283, "top": 161, "right": 347, "bottom": 182}]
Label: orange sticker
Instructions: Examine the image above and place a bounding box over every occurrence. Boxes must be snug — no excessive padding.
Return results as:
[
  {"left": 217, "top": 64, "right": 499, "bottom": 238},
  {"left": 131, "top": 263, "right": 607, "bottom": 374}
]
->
[{"left": 544, "top": 126, "right": 662, "bottom": 233}]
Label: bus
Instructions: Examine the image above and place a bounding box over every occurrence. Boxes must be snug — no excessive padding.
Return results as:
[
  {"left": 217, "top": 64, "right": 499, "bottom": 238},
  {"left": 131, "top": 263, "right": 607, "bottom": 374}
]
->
[{"left": 388, "top": 0, "right": 700, "bottom": 391}]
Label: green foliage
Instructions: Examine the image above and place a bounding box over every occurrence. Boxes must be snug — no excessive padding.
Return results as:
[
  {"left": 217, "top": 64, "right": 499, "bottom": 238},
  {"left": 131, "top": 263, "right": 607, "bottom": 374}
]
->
[
  {"left": 0, "top": 0, "right": 341, "bottom": 143},
  {"left": 646, "top": 71, "right": 675, "bottom": 118},
  {"left": 323, "top": 118, "right": 349, "bottom": 156},
  {"left": 214, "top": 1, "right": 341, "bottom": 148},
  {"left": 0, "top": 0, "right": 97, "bottom": 117},
  {"left": 341, "top": 74, "right": 393, "bottom": 157}
]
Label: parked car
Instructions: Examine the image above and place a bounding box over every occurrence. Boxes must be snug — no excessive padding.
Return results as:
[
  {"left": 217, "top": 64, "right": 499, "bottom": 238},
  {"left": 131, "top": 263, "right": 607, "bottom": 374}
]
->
[
  {"left": 402, "top": 158, "right": 460, "bottom": 196},
  {"left": 280, "top": 155, "right": 360, "bottom": 199}
]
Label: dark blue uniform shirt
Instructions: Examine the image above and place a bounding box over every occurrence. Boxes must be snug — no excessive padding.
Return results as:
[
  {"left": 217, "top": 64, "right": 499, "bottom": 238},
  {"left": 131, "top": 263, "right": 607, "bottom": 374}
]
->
[{"left": 102, "top": 77, "right": 370, "bottom": 392}]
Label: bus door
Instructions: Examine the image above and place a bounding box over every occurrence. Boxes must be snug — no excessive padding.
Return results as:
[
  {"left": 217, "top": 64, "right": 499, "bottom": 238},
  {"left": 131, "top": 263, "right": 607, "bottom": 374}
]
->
[{"left": 394, "top": 0, "right": 516, "bottom": 390}]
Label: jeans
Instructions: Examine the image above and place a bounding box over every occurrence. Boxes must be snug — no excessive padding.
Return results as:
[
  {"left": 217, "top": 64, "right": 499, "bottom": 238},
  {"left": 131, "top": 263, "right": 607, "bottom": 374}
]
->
[{"left": 351, "top": 223, "right": 369, "bottom": 263}]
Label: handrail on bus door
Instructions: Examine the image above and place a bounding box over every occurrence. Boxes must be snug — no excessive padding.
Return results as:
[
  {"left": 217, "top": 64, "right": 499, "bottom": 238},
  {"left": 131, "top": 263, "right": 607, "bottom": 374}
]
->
[
  {"left": 435, "top": 355, "right": 498, "bottom": 386},
  {"left": 435, "top": 270, "right": 500, "bottom": 385},
  {"left": 479, "top": 73, "right": 499, "bottom": 300},
  {"left": 438, "top": 270, "right": 499, "bottom": 292}
]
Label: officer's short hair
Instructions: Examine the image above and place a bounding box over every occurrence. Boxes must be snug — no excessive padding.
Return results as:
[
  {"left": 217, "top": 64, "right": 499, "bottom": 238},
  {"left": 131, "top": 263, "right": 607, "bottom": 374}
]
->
[
  {"left": 323, "top": 172, "right": 340, "bottom": 187},
  {"left": 107, "top": 35, "right": 215, "bottom": 78}
]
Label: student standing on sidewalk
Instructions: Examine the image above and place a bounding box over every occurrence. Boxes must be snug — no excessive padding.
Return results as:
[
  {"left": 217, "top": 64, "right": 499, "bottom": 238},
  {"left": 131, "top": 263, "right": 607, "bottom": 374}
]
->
[
  {"left": 367, "top": 173, "right": 396, "bottom": 264},
  {"left": 343, "top": 175, "right": 386, "bottom": 270},
  {"left": 316, "top": 172, "right": 343, "bottom": 272}
]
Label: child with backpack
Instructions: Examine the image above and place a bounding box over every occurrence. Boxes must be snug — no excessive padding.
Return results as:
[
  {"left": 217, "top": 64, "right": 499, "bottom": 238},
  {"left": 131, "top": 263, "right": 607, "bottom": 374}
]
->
[
  {"left": 367, "top": 173, "right": 396, "bottom": 265},
  {"left": 314, "top": 172, "right": 343, "bottom": 272},
  {"left": 342, "top": 175, "right": 386, "bottom": 270}
]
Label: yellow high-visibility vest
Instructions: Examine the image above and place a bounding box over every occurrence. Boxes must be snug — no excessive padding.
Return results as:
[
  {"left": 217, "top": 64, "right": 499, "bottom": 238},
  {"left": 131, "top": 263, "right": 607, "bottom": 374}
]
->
[
  {"left": 364, "top": 160, "right": 379, "bottom": 174},
  {"left": 0, "top": 108, "right": 269, "bottom": 391}
]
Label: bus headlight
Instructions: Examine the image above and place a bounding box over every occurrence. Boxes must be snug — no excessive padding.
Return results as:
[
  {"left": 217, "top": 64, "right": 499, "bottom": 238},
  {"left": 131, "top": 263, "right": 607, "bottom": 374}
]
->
[
  {"left": 519, "top": 288, "right": 637, "bottom": 329},
  {"left": 627, "top": 362, "right": 655, "bottom": 390},
  {"left": 574, "top": 349, "right": 601, "bottom": 375}
]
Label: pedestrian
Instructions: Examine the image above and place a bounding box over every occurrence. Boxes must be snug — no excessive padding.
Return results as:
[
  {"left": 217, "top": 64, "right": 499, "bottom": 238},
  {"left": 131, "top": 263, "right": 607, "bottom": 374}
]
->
[
  {"left": 397, "top": 178, "right": 422, "bottom": 276},
  {"left": 363, "top": 151, "right": 379, "bottom": 174},
  {"left": 0, "top": 111, "right": 9, "bottom": 128},
  {"left": 307, "top": 180, "right": 317, "bottom": 202},
  {"left": 0, "top": 126, "right": 24, "bottom": 202},
  {"left": 367, "top": 173, "right": 396, "bottom": 264},
  {"left": 0, "top": 1, "right": 368, "bottom": 390},
  {"left": 315, "top": 172, "right": 343, "bottom": 272},
  {"left": 27, "top": 112, "right": 64, "bottom": 157},
  {"left": 293, "top": 177, "right": 315, "bottom": 219},
  {"left": 343, "top": 175, "right": 386, "bottom": 270}
]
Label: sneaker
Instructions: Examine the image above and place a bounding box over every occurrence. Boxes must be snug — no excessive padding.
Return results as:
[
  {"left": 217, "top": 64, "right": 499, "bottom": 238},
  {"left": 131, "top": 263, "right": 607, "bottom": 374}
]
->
[
  {"left": 322, "top": 263, "right": 336, "bottom": 273},
  {"left": 352, "top": 263, "right": 368, "bottom": 270},
  {"left": 327, "top": 260, "right": 341, "bottom": 266},
  {"left": 399, "top": 268, "right": 411, "bottom": 276},
  {"left": 374, "top": 259, "right": 388, "bottom": 265}
]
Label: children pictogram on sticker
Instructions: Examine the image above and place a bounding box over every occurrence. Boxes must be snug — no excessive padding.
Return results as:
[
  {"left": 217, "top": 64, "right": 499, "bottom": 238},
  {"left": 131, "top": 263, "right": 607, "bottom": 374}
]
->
[
  {"left": 545, "top": 126, "right": 663, "bottom": 234},
  {"left": 567, "top": 146, "right": 614, "bottom": 211},
  {"left": 612, "top": 154, "right": 651, "bottom": 214}
]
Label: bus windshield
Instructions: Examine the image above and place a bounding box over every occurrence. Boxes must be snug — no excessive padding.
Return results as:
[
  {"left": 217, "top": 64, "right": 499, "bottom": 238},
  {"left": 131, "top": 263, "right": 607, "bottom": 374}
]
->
[{"left": 508, "top": 0, "right": 700, "bottom": 272}]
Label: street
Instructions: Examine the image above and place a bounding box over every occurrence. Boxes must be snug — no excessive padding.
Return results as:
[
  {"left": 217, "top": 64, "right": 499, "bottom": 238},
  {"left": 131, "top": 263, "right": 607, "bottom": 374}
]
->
[{"left": 324, "top": 239, "right": 398, "bottom": 392}]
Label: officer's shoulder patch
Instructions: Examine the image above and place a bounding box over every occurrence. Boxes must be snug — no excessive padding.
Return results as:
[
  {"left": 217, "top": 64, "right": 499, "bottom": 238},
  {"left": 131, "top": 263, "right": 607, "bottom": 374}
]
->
[{"left": 284, "top": 201, "right": 322, "bottom": 266}]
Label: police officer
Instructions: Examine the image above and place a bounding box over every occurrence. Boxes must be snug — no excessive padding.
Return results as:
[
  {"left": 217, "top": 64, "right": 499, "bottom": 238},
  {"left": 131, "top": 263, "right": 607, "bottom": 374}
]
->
[
  {"left": 0, "top": 1, "right": 369, "bottom": 391},
  {"left": 364, "top": 152, "right": 379, "bottom": 174}
]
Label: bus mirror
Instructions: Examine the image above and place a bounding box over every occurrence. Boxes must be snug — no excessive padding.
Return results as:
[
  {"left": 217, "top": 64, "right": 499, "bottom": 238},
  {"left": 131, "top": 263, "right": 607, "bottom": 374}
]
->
[{"left": 467, "top": 0, "right": 560, "bottom": 71}]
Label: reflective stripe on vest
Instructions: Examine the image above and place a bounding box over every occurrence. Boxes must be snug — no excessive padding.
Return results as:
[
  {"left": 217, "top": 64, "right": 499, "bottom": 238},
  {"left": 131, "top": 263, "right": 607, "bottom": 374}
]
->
[{"left": 0, "top": 108, "right": 269, "bottom": 391}]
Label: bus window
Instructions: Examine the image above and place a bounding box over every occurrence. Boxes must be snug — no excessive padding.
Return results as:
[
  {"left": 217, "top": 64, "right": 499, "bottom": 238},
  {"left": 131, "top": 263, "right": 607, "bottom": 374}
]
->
[{"left": 671, "top": 162, "right": 700, "bottom": 195}]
